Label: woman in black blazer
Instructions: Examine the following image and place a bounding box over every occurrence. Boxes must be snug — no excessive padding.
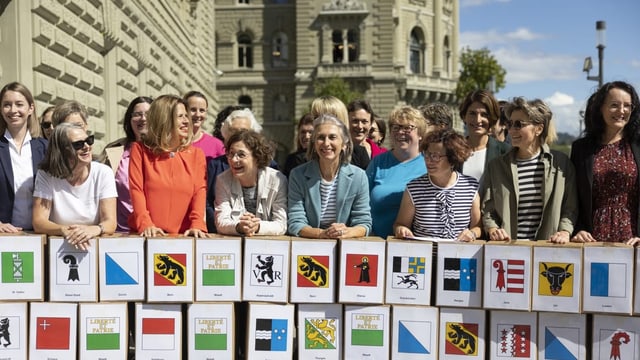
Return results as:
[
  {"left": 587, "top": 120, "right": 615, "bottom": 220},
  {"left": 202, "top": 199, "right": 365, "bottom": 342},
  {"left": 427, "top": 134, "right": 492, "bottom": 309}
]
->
[
  {"left": 570, "top": 81, "right": 640, "bottom": 245},
  {"left": 0, "top": 82, "right": 47, "bottom": 232}
]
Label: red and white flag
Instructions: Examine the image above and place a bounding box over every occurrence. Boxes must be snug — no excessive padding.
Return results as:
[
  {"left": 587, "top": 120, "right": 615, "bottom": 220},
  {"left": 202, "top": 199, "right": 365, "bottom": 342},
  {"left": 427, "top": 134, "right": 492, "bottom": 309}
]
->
[
  {"left": 141, "top": 318, "right": 175, "bottom": 350},
  {"left": 36, "top": 317, "right": 70, "bottom": 350}
]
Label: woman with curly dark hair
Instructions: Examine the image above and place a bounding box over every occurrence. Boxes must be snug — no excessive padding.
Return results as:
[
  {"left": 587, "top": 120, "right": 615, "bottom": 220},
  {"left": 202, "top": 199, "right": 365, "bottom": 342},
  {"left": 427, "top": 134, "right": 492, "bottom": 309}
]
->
[
  {"left": 215, "top": 129, "right": 288, "bottom": 236},
  {"left": 571, "top": 81, "right": 640, "bottom": 245},
  {"left": 393, "top": 129, "right": 480, "bottom": 241}
]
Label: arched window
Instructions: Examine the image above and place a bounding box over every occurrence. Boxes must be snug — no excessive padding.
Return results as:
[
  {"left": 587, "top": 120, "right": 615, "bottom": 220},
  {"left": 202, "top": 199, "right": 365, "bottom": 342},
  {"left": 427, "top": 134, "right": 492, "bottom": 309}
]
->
[
  {"left": 238, "top": 95, "right": 252, "bottom": 109},
  {"left": 409, "top": 28, "right": 423, "bottom": 74},
  {"left": 237, "top": 33, "right": 253, "bottom": 68},
  {"left": 272, "top": 32, "right": 288, "bottom": 67}
]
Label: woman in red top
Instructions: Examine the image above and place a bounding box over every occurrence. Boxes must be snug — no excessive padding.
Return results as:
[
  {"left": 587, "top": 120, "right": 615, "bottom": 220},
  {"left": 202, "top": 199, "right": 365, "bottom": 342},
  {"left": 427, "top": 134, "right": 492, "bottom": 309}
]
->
[{"left": 128, "top": 94, "right": 207, "bottom": 237}]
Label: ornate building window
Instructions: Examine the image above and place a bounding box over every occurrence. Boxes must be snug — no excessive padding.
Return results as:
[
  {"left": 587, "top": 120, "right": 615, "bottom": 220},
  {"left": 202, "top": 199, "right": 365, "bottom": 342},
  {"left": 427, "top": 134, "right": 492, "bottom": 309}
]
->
[
  {"left": 238, "top": 95, "right": 252, "bottom": 109},
  {"left": 443, "top": 35, "right": 451, "bottom": 75},
  {"left": 409, "top": 28, "right": 424, "bottom": 74},
  {"left": 238, "top": 0, "right": 250, "bottom": 4},
  {"left": 237, "top": 33, "right": 253, "bottom": 68},
  {"left": 332, "top": 29, "right": 358, "bottom": 64},
  {"left": 272, "top": 32, "right": 288, "bottom": 68}
]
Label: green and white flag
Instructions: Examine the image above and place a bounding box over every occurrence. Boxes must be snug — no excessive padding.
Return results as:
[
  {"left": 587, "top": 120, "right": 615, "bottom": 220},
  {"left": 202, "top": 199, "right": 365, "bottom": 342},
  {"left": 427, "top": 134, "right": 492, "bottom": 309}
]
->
[
  {"left": 86, "top": 317, "right": 120, "bottom": 350},
  {"left": 202, "top": 253, "right": 235, "bottom": 286},
  {"left": 1, "top": 252, "right": 34, "bottom": 283},
  {"left": 351, "top": 313, "right": 384, "bottom": 347},
  {"left": 194, "top": 318, "right": 227, "bottom": 350}
]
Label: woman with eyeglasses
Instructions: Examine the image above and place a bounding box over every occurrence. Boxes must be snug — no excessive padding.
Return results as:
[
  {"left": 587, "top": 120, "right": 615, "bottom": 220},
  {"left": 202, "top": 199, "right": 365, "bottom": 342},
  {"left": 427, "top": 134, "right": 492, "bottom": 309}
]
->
[
  {"left": 129, "top": 94, "right": 207, "bottom": 238},
  {"left": 215, "top": 130, "right": 287, "bottom": 236},
  {"left": 32, "top": 123, "right": 117, "bottom": 249},
  {"left": 571, "top": 81, "right": 640, "bottom": 245},
  {"left": 98, "top": 96, "right": 152, "bottom": 232},
  {"left": 482, "top": 97, "right": 577, "bottom": 243},
  {"left": 365, "top": 105, "right": 427, "bottom": 238},
  {"left": 0, "top": 82, "right": 47, "bottom": 233},
  {"left": 39, "top": 106, "right": 55, "bottom": 140},
  {"left": 288, "top": 114, "right": 371, "bottom": 238},
  {"left": 459, "top": 89, "right": 511, "bottom": 183},
  {"left": 393, "top": 129, "right": 480, "bottom": 241}
]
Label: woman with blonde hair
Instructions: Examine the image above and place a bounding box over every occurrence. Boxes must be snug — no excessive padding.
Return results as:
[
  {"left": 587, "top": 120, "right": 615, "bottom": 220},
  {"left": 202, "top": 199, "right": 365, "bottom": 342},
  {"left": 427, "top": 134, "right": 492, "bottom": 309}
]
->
[
  {"left": 129, "top": 94, "right": 207, "bottom": 237},
  {"left": 482, "top": 97, "right": 576, "bottom": 242}
]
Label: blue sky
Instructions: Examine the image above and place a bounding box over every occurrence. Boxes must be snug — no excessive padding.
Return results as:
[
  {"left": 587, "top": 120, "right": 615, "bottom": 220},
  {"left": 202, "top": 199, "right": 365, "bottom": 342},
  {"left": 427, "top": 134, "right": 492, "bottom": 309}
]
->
[{"left": 459, "top": 0, "right": 640, "bottom": 136}]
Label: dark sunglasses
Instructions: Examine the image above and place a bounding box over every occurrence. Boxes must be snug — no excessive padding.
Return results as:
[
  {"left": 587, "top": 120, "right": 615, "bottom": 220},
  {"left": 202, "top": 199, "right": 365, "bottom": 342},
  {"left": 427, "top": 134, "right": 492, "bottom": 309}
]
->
[
  {"left": 41, "top": 122, "right": 52, "bottom": 129},
  {"left": 71, "top": 135, "right": 95, "bottom": 150},
  {"left": 507, "top": 120, "right": 532, "bottom": 130}
]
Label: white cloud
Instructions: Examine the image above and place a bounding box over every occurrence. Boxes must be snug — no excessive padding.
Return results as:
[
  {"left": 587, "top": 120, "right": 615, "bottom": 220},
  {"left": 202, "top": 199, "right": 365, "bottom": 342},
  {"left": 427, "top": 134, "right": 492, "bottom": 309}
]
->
[
  {"left": 631, "top": 59, "right": 640, "bottom": 68},
  {"left": 545, "top": 92, "right": 574, "bottom": 107},
  {"left": 494, "top": 47, "right": 580, "bottom": 83},
  {"left": 460, "top": 28, "right": 544, "bottom": 49},
  {"left": 549, "top": 101, "right": 583, "bottom": 136}
]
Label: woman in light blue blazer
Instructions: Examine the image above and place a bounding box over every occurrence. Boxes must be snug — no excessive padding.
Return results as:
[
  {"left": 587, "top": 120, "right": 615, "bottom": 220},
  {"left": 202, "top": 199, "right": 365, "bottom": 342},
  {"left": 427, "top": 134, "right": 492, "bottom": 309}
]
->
[{"left": 288, "top": 114, "right": 371, "bottom": 238}]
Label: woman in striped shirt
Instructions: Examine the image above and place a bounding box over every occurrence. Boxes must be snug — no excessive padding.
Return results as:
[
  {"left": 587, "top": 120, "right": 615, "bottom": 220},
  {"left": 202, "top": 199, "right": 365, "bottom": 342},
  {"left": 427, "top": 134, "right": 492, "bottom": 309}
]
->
[
  {"left": 482, "top": 97, "right": 577, "bottom": 243},
  {"left": 393, "top": 129, "right": 481, "bottom": 241}
]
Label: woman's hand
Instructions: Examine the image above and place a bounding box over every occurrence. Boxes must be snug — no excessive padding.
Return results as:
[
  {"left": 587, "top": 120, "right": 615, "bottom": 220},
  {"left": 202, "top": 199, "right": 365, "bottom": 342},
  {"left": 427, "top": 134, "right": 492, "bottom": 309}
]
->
[
  {"left": 140, "top": 226, "right": 166, "bottom": 238},
  {"left": 625, "top": 237, "right": 640, "bottom": 246},
  {"left": 457, "top": 228, "right": 477, "bottom": 242},
  {"left": 63, "top": 224, "right": 98, "bottom": 250},
  {"left": 325, "top": 223, "right": 348, "bottom": 239},
  {"left": 236, "top": 213, "right": 261, "bottom": 236},
  {"left": 549, "top": 231, "right": 571, "bottom": 244},
  {"left": 0, "top": 222, "right": 22, "bottom": 233},
  {"left": 184, "top": 228, "right": 207, "bottom": 238},
  {"left": 394, "top": 225, "right": 414, "bottom": 239},
  {"left": 488, "top": 227, "right": 510, "bottom": 241},
  {"left": 570, "top": 230, "right": 596, "bottom": 243}
]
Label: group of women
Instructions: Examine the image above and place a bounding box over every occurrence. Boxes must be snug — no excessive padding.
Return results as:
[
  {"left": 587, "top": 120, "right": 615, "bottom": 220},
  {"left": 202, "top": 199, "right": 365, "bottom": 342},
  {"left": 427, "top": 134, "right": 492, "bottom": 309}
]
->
[{"left": 1, "top": 80, "right": 639, "bottom": 248}]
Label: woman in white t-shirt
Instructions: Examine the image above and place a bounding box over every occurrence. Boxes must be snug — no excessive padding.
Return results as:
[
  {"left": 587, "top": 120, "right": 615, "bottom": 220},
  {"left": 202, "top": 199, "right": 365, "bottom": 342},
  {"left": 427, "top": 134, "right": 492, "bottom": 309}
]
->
[{"left": 32, "top": 123, "right": 117, "bottom": 250}]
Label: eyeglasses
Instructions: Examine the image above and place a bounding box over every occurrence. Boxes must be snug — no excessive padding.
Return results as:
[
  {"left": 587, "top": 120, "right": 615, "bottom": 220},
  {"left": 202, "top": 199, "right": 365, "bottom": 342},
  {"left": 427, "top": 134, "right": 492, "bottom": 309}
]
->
[
  {"left": 226, "top": 151, "right": 249, "bottom": 160},
  {"left": 41, "top": 122, "right": 52, "bottom": 129},
  {"left": 390, "top": 124, "right": 417, "bottom": 133},
  {"left": 132, "top": 111, "right": 148, "bottom": 119},
  {"left": 71, "top": 135, "right": 95, "bottom": 150},
  {"left": 507, "top": 120, "right": 533, "bottom": 130},
  {"left": 607, "top": 102, "right": 635, "bottom": 113},
  {"left": 423, "top": 151, "right": 446, "bottom": 162}
]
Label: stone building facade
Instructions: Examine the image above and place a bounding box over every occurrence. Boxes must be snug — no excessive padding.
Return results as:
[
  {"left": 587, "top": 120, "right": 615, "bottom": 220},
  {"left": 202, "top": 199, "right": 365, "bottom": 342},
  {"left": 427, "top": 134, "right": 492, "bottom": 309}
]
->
[
  {"left": 215, "top": 0, "right": 460, "bottom": 161},
  {"left": 0, "top": 0, "right": 218, "bottom": 151}
]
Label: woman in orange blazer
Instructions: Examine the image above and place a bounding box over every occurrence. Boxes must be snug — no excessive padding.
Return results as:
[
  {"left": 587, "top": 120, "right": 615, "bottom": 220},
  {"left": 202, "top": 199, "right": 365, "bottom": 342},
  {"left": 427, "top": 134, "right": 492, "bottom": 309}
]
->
[{"left": 128, "top": 94, "right": 207, "bottom": 237}]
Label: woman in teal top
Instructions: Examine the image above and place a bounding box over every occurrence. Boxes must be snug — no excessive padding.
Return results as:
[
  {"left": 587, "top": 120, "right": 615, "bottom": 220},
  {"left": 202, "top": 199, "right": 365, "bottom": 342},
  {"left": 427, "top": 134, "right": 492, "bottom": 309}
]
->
[{"left": 366, "top": 105, "right": 427, "bottom": 238}]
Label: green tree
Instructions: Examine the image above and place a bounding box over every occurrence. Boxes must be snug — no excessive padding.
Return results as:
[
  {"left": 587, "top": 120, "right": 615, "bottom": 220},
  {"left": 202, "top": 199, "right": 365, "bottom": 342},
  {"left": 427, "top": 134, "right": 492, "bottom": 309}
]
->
[
  {"left": 455, "top": 47, "right": 507, "bottom": 100},
  {"left": 313, "top": 76, "right": 363, "bottom": 105}
]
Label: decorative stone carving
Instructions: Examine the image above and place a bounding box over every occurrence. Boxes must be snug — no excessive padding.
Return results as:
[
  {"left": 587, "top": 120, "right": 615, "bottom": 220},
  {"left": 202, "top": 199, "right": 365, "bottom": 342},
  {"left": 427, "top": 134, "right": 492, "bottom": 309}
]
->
[{"left": 322, "top": 0, "right": 366, "bottom": 11}]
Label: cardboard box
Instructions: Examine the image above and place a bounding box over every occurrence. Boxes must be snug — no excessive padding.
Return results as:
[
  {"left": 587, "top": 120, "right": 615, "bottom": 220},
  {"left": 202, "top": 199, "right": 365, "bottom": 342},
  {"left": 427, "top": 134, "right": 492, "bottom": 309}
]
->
[
  {"left": 79, "top": 302, "right": 128, "bottom": 359},
  {"left": 49, "top": 236, "right": 98, "bottom": 302},
  {"left": 583, "top": 243, "right": 634, "bottom": 314},
  {"left": 246, "top": 302, "right": 295, "bottom": 360},
  {"left": 338, "top": 238, "right": 386, "bottom": 304},
  {"left": 483, "top": 241, "right": 533, "bottom": 311},
  {"left": 538, "top": 312, "right": 586, "bottom": 360},
  {"left": 98, "top": 236, "right": 145, "bottom": 301},
  {"left": 439, "top": 307, "right": 485, "bottom": 359},
  {"left": 135, "top": 303, "right": 182, "bottom": 360},
  {"left": 344, "top": 304, "right": 390, "bottom": 359},
  {"left": 385, "top": 238, "right": 433, "bottom": 306},
  {"left": 195, "top": 237, "right": 242, "bottom": 302},
  {"left": 146, "top": 237, "right": 194, "bottom": 303},
  {"left": 187, "top": 302, "right": 235, "bottom": 360},
  {"left": 297, "top": 303, "right": 342, "bottom": 359},
  {"left": 242, "top": 237, "right": 291, "bottom": 303},
  {"left": 391, "top": 305, "right": 438, "bottom": 359},
  {"left": 29, "top": 302, "right": 78, "bottom": 360},
  {"left": 531, "top": 242, "right": 582, "bottom": 313},
  {"left": 290, "top": 238, "right": 337, "bottom": 303},
  {"left": 0, "top": 302, "right": 27, "bottom": 358},
  {"left": 436, "top": 241, "right": 485, "bottom": 308},
  {"left": 0, "top": 234, "right": 44, "bottom": 301},
  {"left": 592, "top": 314, "right": 640, "bottom": 360},
  {"left": 489, "top": 310, "right": 537, "bottom": 360}
]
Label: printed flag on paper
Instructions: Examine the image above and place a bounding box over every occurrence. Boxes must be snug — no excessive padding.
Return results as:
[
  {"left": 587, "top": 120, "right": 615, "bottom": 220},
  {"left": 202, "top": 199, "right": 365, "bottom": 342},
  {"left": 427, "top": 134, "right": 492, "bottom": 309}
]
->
[
  {"left": 345, "top": 254, "right": 378, "bottom": 286},
  {"left": 194, "top": 318, "right": 227, "bottom": 350},
  {"left": 538, "top": 262, "right": 573, "bottom": 297},
  {"left": 250, "top": 254, "right": 284, "bottom": 287},
  {"left": 297, "top": 255, "right": 329, "bottom": 287},
  {"left": 598, "top": 329, "right": 635, "bottom": 360},
  {"left": 201, "top": 253, "right": 235, "bottom": 286},
  {"left": 105, "top": 252, "right": 139, "bottom": 285},
  {"left": 153, "top": 253, "right": 187, "bottom": 286},
  {"left": 141, "top": 318, "right": 175, "bottom": 350},
  {"left": 590, "top": 263, "right": 626, "bottom": 297},
  {"left": 36, "top": 317, "right": 70, "bottom": 350},
  {"left": 444, "top": 258, "right": 477, "bottom": 291},
  {"left": 304, "top": 318, "right": 337, "bottom": 349},
  {"left": 491, "top": 259, "right": 525, "bottom": 293},
  {"left": 86, "top": 317, "right": 120, "bottom": 350},
  {"left": 544, "top": 326, "right": 580, "bottom": 360},
  {"left": 0, "top": 316, "right": 20, "bottom": 349},
  {"left": 392, "top": 256, "right": 426, "bottom": 289},
  {"left": 56, "top": 251, "right": 90, "bottom": 284},
  {"left": 1, "top": 251, "right": 34, "bottom": 283},
  {"left": 255, "top": 318, "right": 287, "bottom": 351},
  {"left": 445, "top": 322, "right": 478, "bottom": 355},
  {"left": 497, "top": 324, "right": 530, "bottom": 357},
  {"left": 398, "top": 320, "right": 431, "bottom": 354},
  {"left": 351, "top": 313, "right": 384, "bottom": 347}
]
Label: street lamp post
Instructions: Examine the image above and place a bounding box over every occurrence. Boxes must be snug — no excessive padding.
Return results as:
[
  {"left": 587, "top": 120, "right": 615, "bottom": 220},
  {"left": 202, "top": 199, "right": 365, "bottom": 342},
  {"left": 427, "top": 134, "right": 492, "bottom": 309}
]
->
[{"left": 582, "top": 21, "right": 606, "bottom": 88}]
